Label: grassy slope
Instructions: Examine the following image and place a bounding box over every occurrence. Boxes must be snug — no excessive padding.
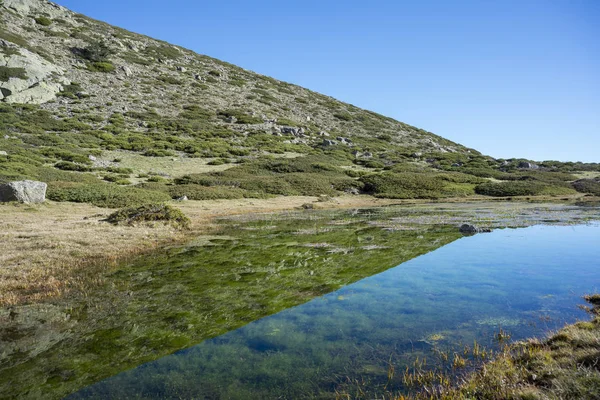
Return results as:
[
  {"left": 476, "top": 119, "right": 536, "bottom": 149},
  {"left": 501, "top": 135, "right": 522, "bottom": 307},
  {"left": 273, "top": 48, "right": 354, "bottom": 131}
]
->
[{"left": 0, "top": 2, "right": 598, "bottom": 206}]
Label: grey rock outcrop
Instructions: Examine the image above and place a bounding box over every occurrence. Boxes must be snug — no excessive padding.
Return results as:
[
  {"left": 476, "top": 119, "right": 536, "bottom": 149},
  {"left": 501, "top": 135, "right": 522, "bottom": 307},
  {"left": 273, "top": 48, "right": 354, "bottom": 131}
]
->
[
  {"left": 0, "top": 180, "right": 47, "bottom": 203},
  {"left": 518, "top": 161, "right": 539, "bottom": 170},
  {"left": 337, "top": 136, "right": 352, "bottom": 145},
  {"left": 0, "top": 42, "right": 65, "bottom": 104},
  {"left": 3, "top": 0, "right": 69, "bottom": 17},
  {"left": 280, "top": 126, "right": 304, "bottom": 136}
]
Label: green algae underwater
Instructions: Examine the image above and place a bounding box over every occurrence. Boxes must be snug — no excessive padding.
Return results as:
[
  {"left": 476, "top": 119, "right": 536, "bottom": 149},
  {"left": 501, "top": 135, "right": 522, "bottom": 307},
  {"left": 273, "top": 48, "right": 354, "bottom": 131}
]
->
[{"left": 1, "top": 203, "right": 599, "bottom": 399}]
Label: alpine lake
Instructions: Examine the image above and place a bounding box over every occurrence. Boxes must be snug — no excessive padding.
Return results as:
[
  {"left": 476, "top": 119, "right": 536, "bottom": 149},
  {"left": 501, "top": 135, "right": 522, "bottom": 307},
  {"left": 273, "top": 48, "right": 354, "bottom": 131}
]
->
[{"left": 1, "top": 202, "right": 599, "bottom": 399}]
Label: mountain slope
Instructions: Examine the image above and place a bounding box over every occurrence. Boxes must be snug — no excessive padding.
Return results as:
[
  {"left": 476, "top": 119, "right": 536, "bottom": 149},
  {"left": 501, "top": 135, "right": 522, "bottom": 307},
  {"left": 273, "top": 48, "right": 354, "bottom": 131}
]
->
[{"left": 0, "top": 0, "right": 597, "bottom": 205}]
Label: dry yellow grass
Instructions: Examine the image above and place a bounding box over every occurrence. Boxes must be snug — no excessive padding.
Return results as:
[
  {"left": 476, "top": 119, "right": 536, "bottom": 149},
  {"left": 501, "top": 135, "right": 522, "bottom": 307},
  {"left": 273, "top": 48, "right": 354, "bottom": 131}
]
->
[{"left": 0, "top": 195, "right": 400, "bottom": 307}]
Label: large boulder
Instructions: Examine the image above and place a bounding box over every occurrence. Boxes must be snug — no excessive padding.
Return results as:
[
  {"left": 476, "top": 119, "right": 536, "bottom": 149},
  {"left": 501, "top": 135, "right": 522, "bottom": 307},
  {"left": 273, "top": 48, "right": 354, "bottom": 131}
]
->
[
  {"left": 0, "top": 40, "right": 66, "bottom": 104},
  {"left": 0, "top": 180, "right": 47, "bottom": 203},
  {"left": 518, "top": 161, "right": 539, "bottom": 170}
]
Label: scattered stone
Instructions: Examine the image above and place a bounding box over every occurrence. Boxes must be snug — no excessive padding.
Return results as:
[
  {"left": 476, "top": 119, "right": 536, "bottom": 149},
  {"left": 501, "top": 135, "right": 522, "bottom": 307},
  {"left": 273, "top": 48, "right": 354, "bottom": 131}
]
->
[
  {"left": 317, "top": 131, "right": 330, "bottom": 137},
  {"left": 176, "top": 196, "right": 188, "bottom": 201},
  {"left": 225, "top": 116, "right": 236, "bottom": 123},
  {"left": 88, "top": 155, "right": 96, "bottom": 161},
  {"left": 337, "top": 136, "right": 352, "bottom": 145},
  {"left": 412, "top": 152, "right": 422, "bottom": 158},
  {"left": 0, "top": 151, "right": 7, "bottom": 156},
  {"left": 322, "top": 139, "right": 336, "bottom": 147},
  {"left": 0, "top": 180, "right": 47, "bottom": 203},
  {"left": 280, "top": 126, "right": 304, "bottom": 136},
  {"left": 451, "top": 163, "right": 462, "bottom": 167},
  {"left": 177, "top": 66, "right": 186, "bottom": 72},
  {"left": 194, "top": 74, "right": 202, "bottom": 80},
  {"left": 120, "top": 65, "right": 133, "bottom": 77},
  {"left": 345, "top": 187, "right": 360, "bottom": 195}
]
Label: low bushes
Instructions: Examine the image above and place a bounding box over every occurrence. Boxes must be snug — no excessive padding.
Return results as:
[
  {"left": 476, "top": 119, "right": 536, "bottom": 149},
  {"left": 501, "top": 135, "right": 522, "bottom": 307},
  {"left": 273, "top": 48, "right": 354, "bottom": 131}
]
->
[
  {"left": 47, "top": 182, "right": 171, "bottom": 208},
  {"left": 88, "top": 61, "right": 115, "bottom": 73},
  {"left": 168, "top": 184, "right": 256, "bottom": 200},
  {"left": 360, "top": 172, "right": 445, "bottom": 199},
  {"left": 106, "top": 203, "right": 190, "bottom": 228},
  {"left": 475, "top": 181, "right": 575, "bottom": 197},
  {"left": 572, "top": 179, "right": 600, "bottom": 196}
]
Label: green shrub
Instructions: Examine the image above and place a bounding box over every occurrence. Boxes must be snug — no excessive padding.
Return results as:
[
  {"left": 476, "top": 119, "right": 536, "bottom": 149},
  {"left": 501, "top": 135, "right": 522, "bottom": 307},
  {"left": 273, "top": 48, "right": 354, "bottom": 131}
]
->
[
  {"left": 217, "top": 110, "right": 263, "bottom": 124},
  {"left": 88, "top": 61, "right": 115, "bottom": 73},
  {"left": 572, "top": 179, "right": 600, "bottom": 196},
  {"left": 362, "top": 160, "right": 385, "bottom": 169},
  {"left": 333, "top": 113, "right": 352, "bottom": 121},
  {"left": 80, "top": 41, "right": 112, "bottom": 62},
  {"left": 57, "top": 83, "right": 83, "bottom": 99},
  {"left": 277, "top": 118, "right": 299, "bottom": 127},
  {"left": 361, "top": 172, "right": 445, "bottom": 199},
  {"left": 143, "top": 149, "right": 175, "bottom": 157},
  {"left": 147, "top": 176, "right": 167, "bottom": 183},
  {"left": 207, "top": 158, "right": 226, "bottom": 165},
  {"left": 0, "top": 66, "right": 28, "bottom": 82},
  {"left": 168, "top": 184, "right": 253, "bottom": 200},
  {"left": 106, "top": 203, "right": 190, "bottom": 228},
  {"left": 47, "top": 182, "right": 171, "bottom": 208},
  {"left": 34, "top": 16, "right": 53, "bottom": 26},
  {"left": 474, "top": 181, "right": 552, "bottom": 197},
  {"left": 106, "top": 166, "right": 133, "bottom": 174},
  {"left": 158, "top": 75, "right": 183, "bottom": 85},
  {"left": 54, "top": 161, "right": 91, "bottom": 172}
]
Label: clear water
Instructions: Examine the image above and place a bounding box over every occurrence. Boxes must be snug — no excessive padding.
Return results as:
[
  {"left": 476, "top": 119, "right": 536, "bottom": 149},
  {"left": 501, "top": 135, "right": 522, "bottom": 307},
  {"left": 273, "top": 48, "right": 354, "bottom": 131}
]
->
[{"left": 70, "top": 224, "right": 600, "bottom": 399}]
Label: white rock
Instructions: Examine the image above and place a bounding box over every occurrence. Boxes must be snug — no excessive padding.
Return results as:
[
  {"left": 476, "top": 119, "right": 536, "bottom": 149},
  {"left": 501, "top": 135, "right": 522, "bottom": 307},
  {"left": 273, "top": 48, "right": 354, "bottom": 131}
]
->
[{"left": 0, "top": 180, "right": 47, "bottom": 203}]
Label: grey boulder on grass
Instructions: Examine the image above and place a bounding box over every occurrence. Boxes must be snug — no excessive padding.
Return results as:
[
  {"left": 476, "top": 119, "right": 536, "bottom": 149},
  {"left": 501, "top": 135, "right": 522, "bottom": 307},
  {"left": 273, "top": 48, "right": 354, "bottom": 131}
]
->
[{"left": 0, "top": 180, "right": 47, "bottom": 203}]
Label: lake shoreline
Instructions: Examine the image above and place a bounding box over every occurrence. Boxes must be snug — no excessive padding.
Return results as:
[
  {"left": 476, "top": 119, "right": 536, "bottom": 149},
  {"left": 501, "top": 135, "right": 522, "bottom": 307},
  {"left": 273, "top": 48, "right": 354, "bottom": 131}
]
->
[
  {"left": 1, "top": 193, "right": 598, "bottom": 307},
  {"left": 1, "top": 199, "right": 599, "bottom": 399}
]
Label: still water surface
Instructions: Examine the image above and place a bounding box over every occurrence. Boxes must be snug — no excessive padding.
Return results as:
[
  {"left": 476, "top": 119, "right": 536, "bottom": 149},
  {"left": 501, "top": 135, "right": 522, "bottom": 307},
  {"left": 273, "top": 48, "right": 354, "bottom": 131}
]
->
[{"left": 71, "top": 224, "right": 600, "bottom": 399}]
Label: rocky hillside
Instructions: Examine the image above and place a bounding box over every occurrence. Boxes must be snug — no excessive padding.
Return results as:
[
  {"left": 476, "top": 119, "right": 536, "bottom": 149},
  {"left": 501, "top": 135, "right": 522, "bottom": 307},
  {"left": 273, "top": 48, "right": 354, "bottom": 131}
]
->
[{"left": 1, "top": 0, "right": 598, "bottom": 205}]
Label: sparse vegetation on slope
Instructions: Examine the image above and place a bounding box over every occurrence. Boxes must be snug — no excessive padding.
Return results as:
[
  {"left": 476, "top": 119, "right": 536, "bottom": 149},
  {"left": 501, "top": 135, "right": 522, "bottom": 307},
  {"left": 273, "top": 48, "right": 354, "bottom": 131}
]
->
[{"left": 0, "top": 0, "right": 598, "bottom": 208}]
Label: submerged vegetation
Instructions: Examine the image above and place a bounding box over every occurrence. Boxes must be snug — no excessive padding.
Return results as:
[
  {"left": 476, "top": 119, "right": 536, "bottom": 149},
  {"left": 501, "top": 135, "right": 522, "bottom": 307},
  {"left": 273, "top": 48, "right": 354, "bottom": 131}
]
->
[
  {"left": 2, "top": 205, "right": 600, "bottom": 399},
  {"left": 401, "top": 294, "right": 600, "bottom": 400}
]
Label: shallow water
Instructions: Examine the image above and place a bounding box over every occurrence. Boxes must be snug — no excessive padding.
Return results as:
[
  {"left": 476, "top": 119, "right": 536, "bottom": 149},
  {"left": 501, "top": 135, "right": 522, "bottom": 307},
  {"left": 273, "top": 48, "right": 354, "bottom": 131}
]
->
[{"left": 70, "top": 223, "right": 600, "bottom": 399}]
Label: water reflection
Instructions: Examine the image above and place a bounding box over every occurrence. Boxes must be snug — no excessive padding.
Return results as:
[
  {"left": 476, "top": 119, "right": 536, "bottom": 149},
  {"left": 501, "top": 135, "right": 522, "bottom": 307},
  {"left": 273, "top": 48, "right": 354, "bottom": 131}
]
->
[{"left": 71, "top": 224, "right": 600, "bottom": 399}]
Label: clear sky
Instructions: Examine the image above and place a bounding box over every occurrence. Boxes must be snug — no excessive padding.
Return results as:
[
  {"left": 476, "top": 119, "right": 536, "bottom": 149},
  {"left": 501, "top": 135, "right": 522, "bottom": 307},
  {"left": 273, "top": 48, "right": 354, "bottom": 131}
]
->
[{"left": 55, "top": 0, "right": 599, "bottom": 162}]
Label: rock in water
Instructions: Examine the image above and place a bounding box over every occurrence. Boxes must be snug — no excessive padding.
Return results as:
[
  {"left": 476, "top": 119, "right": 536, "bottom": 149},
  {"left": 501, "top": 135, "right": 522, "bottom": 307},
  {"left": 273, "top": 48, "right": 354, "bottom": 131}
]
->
[
  {"left": 459, "top": 224, "right": 492, "bottom": 234},
  {"left": 459, "top": 224, "right": 477, "bottom": 234},
  {"left": 0, "top": 180, "right": 47, "bottom": 203}
]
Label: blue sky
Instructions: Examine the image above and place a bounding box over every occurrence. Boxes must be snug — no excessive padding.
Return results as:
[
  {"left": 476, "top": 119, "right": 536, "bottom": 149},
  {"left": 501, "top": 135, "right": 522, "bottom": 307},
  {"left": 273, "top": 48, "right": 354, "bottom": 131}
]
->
[{"left": 56, "top": 0, "right": 599, "bottom": 162}]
